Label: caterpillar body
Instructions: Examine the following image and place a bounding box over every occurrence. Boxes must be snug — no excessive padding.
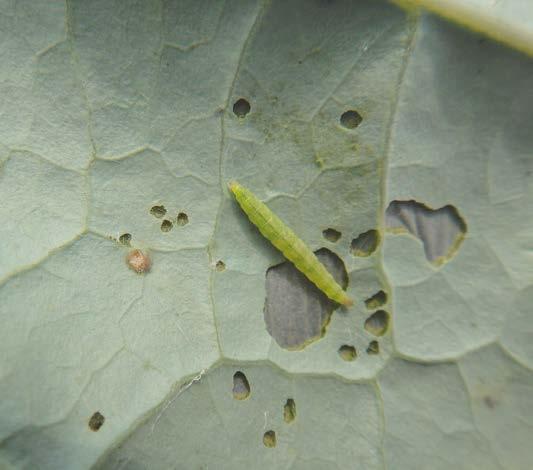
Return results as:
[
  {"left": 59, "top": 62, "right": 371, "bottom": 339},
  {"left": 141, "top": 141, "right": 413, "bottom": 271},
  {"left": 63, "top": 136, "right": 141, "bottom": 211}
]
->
[{"left": 228, "top": 181, "right": 353, "bottom": 306}]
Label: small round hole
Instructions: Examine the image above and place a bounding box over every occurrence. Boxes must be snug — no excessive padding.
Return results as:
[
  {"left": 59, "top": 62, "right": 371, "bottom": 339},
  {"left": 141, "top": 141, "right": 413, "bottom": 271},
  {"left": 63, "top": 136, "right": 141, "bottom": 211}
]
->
[
  {"left": 176, "top": 212, "right": 189, "bottom": 226},
  {"left": 215, "top": 260, "right": 226, "bottom": 272},
  {"left": 150, "top": 205, "right": 166, "bottom": 218},
  {"left": 263, "top": 430, "right": 276, "bottom": 448},
  {"left": 364, "top": 310, "right": 390, "bottom": 336},
  {"left": 160, "top": 220, "right": 173, "bottom": 232},
  {"left": 364, "top": 290, "right": 388, "bottom": 310},
  {"left": 340, "top": 110, "right": 362, "bottom": 129},
  {"left": 88, "top": 411, "right": 105, "bottom": 431},
  {"left": 119, "top": 233, "right": 132, "bottom": 246},
  {"left": 283, "top": 398, "right": 296, "bottom": 423},
  {"left": 232, "top": 371, "right": 250, "bottom": 400},
  {"left": 322, "top": 228, "right": 341, "bottom": 243},
  {"left": 366, "top": 340, "right": 379, "bottom": 355},
  {"left": 338, "top": 345, "right": 357, "bottom": 361},
  {"left": 233, "top": 98, "right": 251, "bottom": 118},
  {"left": 350, "top": 229, "right": 380, "bottom": 257}
]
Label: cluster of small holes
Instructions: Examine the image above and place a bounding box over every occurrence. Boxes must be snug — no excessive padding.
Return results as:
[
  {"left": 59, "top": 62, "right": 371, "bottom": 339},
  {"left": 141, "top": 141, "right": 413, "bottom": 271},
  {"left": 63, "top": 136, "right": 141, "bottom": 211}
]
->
[
  {"left": 350, "top": 229, "right": 380, "bottom": 257},
  {"left": 176, "top": 212, "right": 189, "bottom": 226},
  {"left": 283, "top": 398, "right": 296, "bottom": 424},
  {"left": 118, "top": 233, "right": 132, "bottom": 246},
  {"left": 150, "top": 205, "right": 189, "bottom": 232},
  {"left": 126, "top": 249, "right": 151, "bottom": 274},
  {"left": 322, "top": 228, "right": 342, "bottom": 243},
  {"left": 340, "top": 110, "right": 363, "bottom": 129},
  {"left": 367, "top": 341, "right": 379, "bottom": 355},
  {"left": 232, "top": 371, "right": 250, "bottom": 400},
  {"left": 263, "top": 430, "right": 276, "bottom": 448},
  {"left": 338, "top": 345, "right": 357, "bottom": 361},
  {"left": 160, "top": 220, "right": 173, "bottom": 232},
  {"left": 150, "top": 205, "right": 166, "bottom": 218},
  {"left": 233, "top": 98, "right": 251, "bottom": 118},
  {"left": 88, "top": 411, "right": 105, "bottom": 431},
  {"left": 364, "top": 290, "right": 387, "bottom": 310},
  {"left": 215, "top": 260, "right": 226, "bottom": 272},
  {"left": 364, "top": 310, "right": 390, "bottom": 337}
]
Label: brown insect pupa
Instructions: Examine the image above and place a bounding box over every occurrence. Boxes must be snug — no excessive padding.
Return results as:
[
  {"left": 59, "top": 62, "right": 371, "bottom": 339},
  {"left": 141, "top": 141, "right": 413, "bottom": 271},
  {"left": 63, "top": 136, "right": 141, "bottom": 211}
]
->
[{"left": 126, "top": 249, "right": 151, "bottom": 274}]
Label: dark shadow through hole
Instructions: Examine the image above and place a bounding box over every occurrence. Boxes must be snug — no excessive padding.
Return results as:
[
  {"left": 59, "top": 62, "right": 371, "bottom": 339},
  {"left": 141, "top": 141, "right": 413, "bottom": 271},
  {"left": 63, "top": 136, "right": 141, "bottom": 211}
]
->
[
  {"left": 233, "top": 98, "right": 251, "bottom": 118},
  {"left": 351, "top": 229, "right": 380, "bottom": 257},
  {"left": 264, "top": 248, "right": 349, "bottom": 350},
  {"left": 232, "top": 371, "right": 250, "bottom": 400},
  {"left": 386, "top": 200, "right": 467, "bottom": 266},
  {"left": 340, "top": 110, "right": 362, "bottom": 129},
  {"left": 322, "top": 228, "right": 342, "bottom": 243}
]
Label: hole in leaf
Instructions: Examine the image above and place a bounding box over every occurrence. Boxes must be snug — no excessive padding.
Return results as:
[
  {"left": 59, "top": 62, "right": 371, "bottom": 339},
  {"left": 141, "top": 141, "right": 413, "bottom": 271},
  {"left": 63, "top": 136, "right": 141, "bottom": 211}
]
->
[
  {"left": 150, "top": 205, "right": 166, "bottom": 218},
  {"left": 126, "top": 250, "right": 151, "bottom": 274},
  {"left": 322, "top": 228, "right": 341, "bottom": 243},
  {"left": 118, "top": 233, "right": 132, "bottom": 246},
  {"left": 283, "top": 398, "right": 296, "bottom": 424},
  {"left": 215, "top": 260, "right": 226, "bottom": 272},
  {"left": 366, "top": 340, "right": 379, "bottom": 355},
  {"left": 264, "top": 248, "right": 349, "bottom": 350},
  {"left": 88, "top": 411, "right": 105, "bottom": 431},
  {"left": 263, "top": 430, "right": 276, "bottom": 448},
  {"left": 364, "top": 290, "right": 387, "bottom": 310},
  {"left": 364, "top": 310, "right": 390, "bottom": 337},
  {"left": 232, "top": 371, "right": 250, "bottom": 400},
  {"left": 386, "top": 200, "right": 467, "bottom": 266},
  {"left": 176, "top": 212, "right": 189, "bottom": 226},
  {"left": 484, "top": 396, "right": 497, "bottom": 409},
  {"left": 233, "top": 98, "right": 251, "bottom": 118},
  {"left": 350, "top": 229, "right": 380, "bottom": 257},
  {"left": 338, "top": 345, "right": 357, "bottom": 361},
  {"left": 160, "top": 220, "right": 173, "bottom": 232},
  {"left": 340, "top": 110, "right": 362, "bottom": 129}
]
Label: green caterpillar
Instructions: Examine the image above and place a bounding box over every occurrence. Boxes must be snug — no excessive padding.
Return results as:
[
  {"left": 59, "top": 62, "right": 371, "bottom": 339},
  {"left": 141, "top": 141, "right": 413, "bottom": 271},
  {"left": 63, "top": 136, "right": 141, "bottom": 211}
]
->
[{"left": 229, "top": 181, "right": 353, "bottom": 306}]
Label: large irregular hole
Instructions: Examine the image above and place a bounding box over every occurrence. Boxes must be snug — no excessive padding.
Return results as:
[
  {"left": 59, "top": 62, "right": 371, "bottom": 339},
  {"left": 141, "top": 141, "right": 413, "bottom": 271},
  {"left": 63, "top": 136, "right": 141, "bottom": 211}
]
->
[
  {"left": 386, "top": 200, "right": 467, "bottom": 265},
  {"left": 364, "top": 310, "right": 390, "bottom": 336},
  {"left": 232, "top": 371, "right": 250, "bottom": 400},
  {"left": 340, "top": 110, "right": 363, "bottom": 129},
  {"left": 264, "top": 248, "right": 349, "bottom": 350},
  {"left": 150, "top": 205, "right": 166, "bottom": 218},
  {"left": 338, "top": 345, "right": 357, "bottom": 361},
  {"left": 88, "top": 411, "right": 105, "bottom": 431},
  {"left": 233, "top": 98, "right": 251, "bottom": 118},
  {"left": 283, "top": 398, "right": 296, "bottom": 423},
  {"left": 263, "top": 430, "right": 276, "bottom": 448},
  {"left": 364, "top": 290, "right": 387, "bottom": 310},
  {"left": 350, "top": 229, "right": 380, "bottom": 257},
  {"left": 322, "top": 228, "right": 341, "bottom": 243}
]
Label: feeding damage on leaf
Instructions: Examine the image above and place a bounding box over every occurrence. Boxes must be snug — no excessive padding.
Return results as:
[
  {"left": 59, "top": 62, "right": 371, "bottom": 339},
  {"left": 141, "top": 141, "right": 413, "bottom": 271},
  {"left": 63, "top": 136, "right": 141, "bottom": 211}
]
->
[
  {"left": 264, "top": 248, "right": 349, "bottom": 350},
  {"left": 228, "top": 181, "right": 353, "bottom": 307},
  {"left": 386, "top": 200, "right": 467, "bottom": 266}
]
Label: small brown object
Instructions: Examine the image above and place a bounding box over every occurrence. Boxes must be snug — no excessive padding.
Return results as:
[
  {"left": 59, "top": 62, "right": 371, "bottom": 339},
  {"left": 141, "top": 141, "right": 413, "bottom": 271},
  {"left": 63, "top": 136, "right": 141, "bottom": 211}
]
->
[{"left": 126, "top": 249, "right": 151, "bottom": 273}]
